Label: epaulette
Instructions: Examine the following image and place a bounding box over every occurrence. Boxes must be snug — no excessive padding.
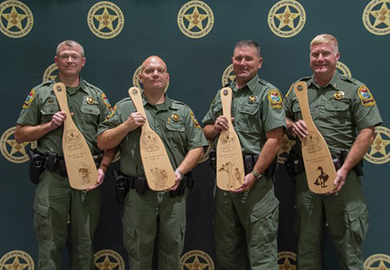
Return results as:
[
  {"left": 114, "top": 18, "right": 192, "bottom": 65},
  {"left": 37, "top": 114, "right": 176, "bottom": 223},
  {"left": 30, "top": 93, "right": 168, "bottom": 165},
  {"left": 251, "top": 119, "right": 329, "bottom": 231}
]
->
[
  {"left": 84, "top": 80, "right": 103, "bottom": 93},
  {"left": 296, "top": 76, "right": 311, "bottom": 82},
  {"left": 340, "top": 75, "right": 359, "bottom": 86},
  {"left": 171, "top": 99, "right": 187, "bottom": 110}
]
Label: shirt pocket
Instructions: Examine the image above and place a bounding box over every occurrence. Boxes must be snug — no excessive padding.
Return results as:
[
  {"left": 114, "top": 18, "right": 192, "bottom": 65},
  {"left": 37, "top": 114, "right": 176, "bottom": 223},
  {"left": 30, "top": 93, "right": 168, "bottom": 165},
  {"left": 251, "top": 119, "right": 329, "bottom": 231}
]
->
[
  {"left": 323, "top": 99, "right": 351, "bottom": 126},
  {"left": 236, "top": 103, "right": 260, "bottom": 132},
  {"left": 79, "top": 104, "right": 100, "bottom": 136},
  {"left": 166, "top": 121, "right": 186, "bottom": 146},
  {"left": 40, "top": 103, "right": 59, "bottom": 123}
]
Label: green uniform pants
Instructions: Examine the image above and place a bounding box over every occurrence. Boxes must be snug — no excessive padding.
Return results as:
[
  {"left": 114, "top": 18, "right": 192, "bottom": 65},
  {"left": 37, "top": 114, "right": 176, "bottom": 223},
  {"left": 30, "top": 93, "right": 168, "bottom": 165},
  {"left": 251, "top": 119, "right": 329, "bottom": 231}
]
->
[
  {"left": 214, "top": 176, "right": 279, "bottom": 270},
  {"left": 294, "top": 171, "right": 369, "bottom": 270},
  {"left": 122, "top": 189, "right": 188, "bottom": 270},
  {"left": 33, "top": 170, "right": 101, "bottom": 270}
]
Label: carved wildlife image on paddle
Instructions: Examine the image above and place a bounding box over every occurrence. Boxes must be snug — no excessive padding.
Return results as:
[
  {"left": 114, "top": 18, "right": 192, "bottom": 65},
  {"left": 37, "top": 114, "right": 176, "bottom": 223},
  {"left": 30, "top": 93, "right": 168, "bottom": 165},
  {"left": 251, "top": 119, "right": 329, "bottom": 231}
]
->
[
  {"left": 216, "top": 87, "right": 245, "bottom": 191},
  {"left": 52, "top": 82, "right": 98, "bottom": 190},
  {"left": 293, "top": 81, "right": 336, "bottom": 194},
  {"left": 128, "top": 87, "right": 175, "bottom": 191}
]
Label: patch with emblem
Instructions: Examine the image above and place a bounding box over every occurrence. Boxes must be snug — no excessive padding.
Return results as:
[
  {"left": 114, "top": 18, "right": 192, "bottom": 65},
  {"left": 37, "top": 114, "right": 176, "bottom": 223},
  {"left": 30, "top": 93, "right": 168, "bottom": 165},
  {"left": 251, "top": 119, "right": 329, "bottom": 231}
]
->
[
  {"left": 101, "top": 93, "right": 113, "bottom": 111},
  {"left": 86, "top": 96, "right": 95, "bottom": 105},
  {"left": 334, "top": 91, "right": 345, "bottom": 100},
  {"left": 268, "top": 89, "right": 283, "bottom": 109},
  {"left": 190, "top": 110, "right": 201, "bottom": 129},
  {"left": 249, "top": 95, "right": 257, "bottom": 104},
  {"left": 357, "top": 85, "right": 376, "bottom": 107},
  {"left": 105, "top": 104, "right": 117, "bottom": 121},
  {"left": 171, "top": 113, "right": 180, "bottom": 122},
  {"left": 22, "top": 89, "right": 36, "bottom": 109}
]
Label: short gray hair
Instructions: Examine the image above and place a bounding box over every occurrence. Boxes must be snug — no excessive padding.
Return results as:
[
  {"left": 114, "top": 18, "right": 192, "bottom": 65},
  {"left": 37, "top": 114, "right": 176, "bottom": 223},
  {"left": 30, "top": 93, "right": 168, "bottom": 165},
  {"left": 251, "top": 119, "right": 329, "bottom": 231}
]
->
[
  {"left": 234, "top": 40, "right": 261, "bottom": 58},
  {"left": 56, "top": 40, "right": 84, "bottom": 57}
]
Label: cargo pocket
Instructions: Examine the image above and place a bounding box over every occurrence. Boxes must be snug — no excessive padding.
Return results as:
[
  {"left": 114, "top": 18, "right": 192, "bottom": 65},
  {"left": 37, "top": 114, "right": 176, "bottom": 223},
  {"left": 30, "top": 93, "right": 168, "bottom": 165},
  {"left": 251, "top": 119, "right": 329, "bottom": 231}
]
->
[
  {"left": 33, "top": 202, "right": 50, "bottom": 240},
  {"left": 123, "top": 224, "right": 139, "bottom": 259},
  {"left": 346, "top": 202, "right": 369, "bottom": 245}
]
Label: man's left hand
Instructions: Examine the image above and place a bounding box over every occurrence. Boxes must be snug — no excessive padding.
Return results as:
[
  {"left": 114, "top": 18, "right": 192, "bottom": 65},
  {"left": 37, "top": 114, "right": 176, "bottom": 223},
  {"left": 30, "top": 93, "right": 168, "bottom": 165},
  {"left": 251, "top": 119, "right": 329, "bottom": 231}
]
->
[
  {"left": 327, "top": 167, "right": 349, "bottom": 194},
  {"left": 86, "top": 168, "right": 105, "bottom": 191},
  {"left": 231, "top": 173, "right": 256, "bottom": 193}
]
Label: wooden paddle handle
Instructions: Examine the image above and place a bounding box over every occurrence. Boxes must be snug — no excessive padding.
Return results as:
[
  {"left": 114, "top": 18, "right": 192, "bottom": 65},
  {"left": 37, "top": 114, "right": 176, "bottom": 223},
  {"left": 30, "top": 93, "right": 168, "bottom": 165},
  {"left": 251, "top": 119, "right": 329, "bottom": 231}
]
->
[
  {"left": 52, "top": 83, "right": 71, "bottom": 116},
  {"left": 220, "top": 87, "right": 232, "bottom": 124},
  {"left": 293, "top": 81, "right": 313, "bottom": 124},
  {"left": 128, "top": 87, "right": 149, "bottom": 126}
]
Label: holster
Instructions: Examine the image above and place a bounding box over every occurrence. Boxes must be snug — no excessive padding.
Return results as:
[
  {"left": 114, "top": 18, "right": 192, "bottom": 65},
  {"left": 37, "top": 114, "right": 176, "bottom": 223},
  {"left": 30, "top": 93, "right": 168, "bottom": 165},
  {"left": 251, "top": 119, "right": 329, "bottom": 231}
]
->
[
  {"left": 244, "top": 154, "right": 278, "bottom": 179},
  {"left": 28, "top": 148, "right": 45, "bottom": 184},
  {"left": 209, "top": 148, "right": 216, "bottom": 171},
  {"left": 285, "top": 150, "right": 305, "bottom": 178},
  {"left": 114, "top": 170, "right": 130, "bottom": 205},
  {"left": 337, "top": 149, "right": 364, "bottom": 177}
]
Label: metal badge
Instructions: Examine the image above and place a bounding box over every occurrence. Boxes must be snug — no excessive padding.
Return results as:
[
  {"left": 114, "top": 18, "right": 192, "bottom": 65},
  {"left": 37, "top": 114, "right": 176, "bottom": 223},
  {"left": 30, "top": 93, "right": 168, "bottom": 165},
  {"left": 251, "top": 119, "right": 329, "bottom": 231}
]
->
[
  {"left": 249, "top": 95, "right": 257, "bottom": 104},
  {"left": 171, "top": 113, "right": 180, "bottom": 122},
  {"left": 86, "top": 96, "right": 95, "bottom": 104},
  {"left": 334, "top": 91, "right": 345, "bottom": 100}
]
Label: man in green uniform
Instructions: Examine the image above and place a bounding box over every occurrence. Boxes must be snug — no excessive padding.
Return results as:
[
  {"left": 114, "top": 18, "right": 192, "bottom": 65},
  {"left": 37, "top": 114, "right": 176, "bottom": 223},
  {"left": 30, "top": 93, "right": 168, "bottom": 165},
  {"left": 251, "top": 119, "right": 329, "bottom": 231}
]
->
[
  {"left": 15, "top": 40, "right": 115, "bottom": 269},
  {"left": 202, "top": 40, "right": 285, "bottom": 270},
  {"left": 284, "top": 34, "right": 382, "bottom": 270},
  {"left": 97, "top": 55, "right": 207, "bottom": 270}
]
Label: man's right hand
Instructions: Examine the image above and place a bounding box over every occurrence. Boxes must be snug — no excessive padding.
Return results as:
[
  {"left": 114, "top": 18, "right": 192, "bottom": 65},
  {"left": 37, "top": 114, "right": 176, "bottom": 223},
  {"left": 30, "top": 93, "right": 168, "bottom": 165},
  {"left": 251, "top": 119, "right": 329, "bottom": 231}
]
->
[
  {"left": 50, "top": 111, "right": 67, "bottom": 130},
  {"left": 125, "top": 112, "right": 146, "bottom": 132}
]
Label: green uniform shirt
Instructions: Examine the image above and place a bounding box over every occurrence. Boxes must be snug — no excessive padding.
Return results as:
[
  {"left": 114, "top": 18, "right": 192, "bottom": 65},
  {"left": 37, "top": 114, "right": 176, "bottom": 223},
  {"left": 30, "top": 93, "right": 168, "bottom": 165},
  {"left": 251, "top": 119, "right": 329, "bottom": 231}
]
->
[
  {"left": 17, "top": 77, "right": 112, "bottom": 155},
  {"left": 202, "top": 75, "right": 286, "bottom": 154},
  {"left": 98, "top": 94, "right": 208, "bottom": 177},
  {"left": 284, "top": 72, "right": 382, "bottom": 158}
]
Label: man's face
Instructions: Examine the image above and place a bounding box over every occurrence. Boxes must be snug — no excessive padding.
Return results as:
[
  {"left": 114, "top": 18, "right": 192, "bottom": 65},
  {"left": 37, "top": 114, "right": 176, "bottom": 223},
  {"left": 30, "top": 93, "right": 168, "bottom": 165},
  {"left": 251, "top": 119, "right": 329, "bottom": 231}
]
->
[
  {"left": 310, "top": 43, "right": 339, "bottom": 79},
  {"left": 54, "top": 45, "right": 85, "bottom": 77},
  {"left": 139, "top": 57, "right": 169, "bottom": 92},
  {"left": 232, "top": 46, "right": 262, "bottom": 85}
]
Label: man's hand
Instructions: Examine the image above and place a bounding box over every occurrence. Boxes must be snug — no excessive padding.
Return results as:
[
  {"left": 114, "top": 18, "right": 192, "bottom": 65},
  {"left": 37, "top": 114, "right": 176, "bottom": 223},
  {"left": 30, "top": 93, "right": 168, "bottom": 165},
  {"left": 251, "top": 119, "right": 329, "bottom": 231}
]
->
[
  {"left": 231, "top": 172, "right": 256, "bottom": 193},
  {"left": 86, "top": 168, "right": 105, "bottom": 191},
  {"left": 327, "top": 167, "right": 349, "bottom": 195},
  {"left": 291, "top": 119, "right": 309, "bottom": 140},
  {"left": 167, "top": 170, "right": 183, "bottom": 191},
  {"left": 50, "top": 111, "right": 67, "bottom": 130},
  {"left": 125, "top": 112, "right": 146, "bottom": 132}
]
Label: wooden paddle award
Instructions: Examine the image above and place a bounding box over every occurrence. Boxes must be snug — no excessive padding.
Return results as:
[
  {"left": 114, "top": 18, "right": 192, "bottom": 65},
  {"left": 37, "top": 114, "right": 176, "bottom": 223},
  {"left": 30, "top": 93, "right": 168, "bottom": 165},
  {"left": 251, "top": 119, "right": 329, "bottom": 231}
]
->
[
  {"left": 128, "top": 87, "right": 175, "bottom": 191},
  {"left": 216, "top": 87, "right": 245, "bottom": 191},
  {"left": 293, "top": 81, "right": 336, "bottom": 194},
  {"left": 52, "top": 82, "right": 98, "bottom": 190}
]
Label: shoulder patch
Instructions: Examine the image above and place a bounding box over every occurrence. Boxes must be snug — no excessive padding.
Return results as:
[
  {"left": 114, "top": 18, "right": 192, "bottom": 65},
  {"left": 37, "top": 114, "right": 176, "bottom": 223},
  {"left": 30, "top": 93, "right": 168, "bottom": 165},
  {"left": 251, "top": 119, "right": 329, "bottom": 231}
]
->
[
  {"left": 22, "top": 89, "right": 36, "bottom": 109},
  {"left": 105, "top": 104, "right": 117, "bottom": 121},
  {"left": 101, "top": 92, "right": 113, "bottom": 111},
  {"left": 190, "top": 110, "right": 201, "bottom": 129},
  {"left": 357, "top": 85, "right": 376, "bottom": 107},
  {"left": 268, "top": 89, "right": 283, "bottom": 109}
]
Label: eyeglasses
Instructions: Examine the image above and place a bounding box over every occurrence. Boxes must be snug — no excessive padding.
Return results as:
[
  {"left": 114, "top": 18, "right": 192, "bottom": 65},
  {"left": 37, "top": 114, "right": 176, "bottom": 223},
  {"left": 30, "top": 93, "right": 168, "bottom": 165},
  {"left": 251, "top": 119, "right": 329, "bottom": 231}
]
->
[{"left": 58, "top": 54, "right": 82, "bottom": 61}]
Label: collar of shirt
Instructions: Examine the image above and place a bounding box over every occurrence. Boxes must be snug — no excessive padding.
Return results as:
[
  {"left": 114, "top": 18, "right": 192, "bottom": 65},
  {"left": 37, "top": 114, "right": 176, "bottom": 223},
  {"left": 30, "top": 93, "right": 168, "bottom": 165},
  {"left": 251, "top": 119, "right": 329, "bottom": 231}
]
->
[
  {"left": 232, "top": 74, "right": 260, "bottom": 93},
  {"left": 310, "top": 71, "right": 341, "bottom": 91}
]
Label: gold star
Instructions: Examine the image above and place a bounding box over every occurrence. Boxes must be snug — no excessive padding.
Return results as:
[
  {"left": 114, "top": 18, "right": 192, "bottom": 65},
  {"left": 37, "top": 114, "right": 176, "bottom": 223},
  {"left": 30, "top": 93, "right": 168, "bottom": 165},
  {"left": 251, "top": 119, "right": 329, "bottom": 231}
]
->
[
  {"left": 278, "top": 257, "right": 296, "bottom": 270},
  {"left": 184, "top": 7, "right": 208, "bottom": 31},
  {"left": 228, "top": 74, "right": 236, "bottom": 83},
  {"left": 94, "top": 7, "right": 118, "bottom": 31},
  {"left": 366, "top": 259, "right": 390, "bottom": 270},
  {"left": 278, "top": 134, "right": 296, "bottom": 155},
  {"left": 184, "top": 255, "right": 209, "bottom": 270},
  {"left": 370, "top": 2, "right": 390, "bottom": 27},
  {"left": 3, "top": 256, "right": 29, "bottom": 270},
  {"left": 95, "top": 255, "right": 119, "bottom": 270},
  {"left": 7, "top": 139, "right": 28, "bottom": 156},
  {"left": 369, "top": 132, "right": 390, "bottom": 156},
  {"left": 1, "top": 6, "right": 27, "bottom": 30},
  {"left": 275, "top": 5, "right": 300, "bottom": 30}
]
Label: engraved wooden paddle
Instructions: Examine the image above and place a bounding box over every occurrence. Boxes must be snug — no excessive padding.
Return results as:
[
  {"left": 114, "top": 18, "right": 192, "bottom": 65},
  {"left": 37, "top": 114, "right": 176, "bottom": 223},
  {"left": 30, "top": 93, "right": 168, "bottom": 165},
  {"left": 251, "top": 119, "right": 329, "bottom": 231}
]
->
[
  {"left": 128, "top": 87, "right": 175, "bottom": 191},
  {"left": 293, "top": 81, "right": 336, "bottom": 194},
  {"left": 216, "top": 87, "right": 245, "bottom": 191},
  {"left": 52, "top": 82, "right": 98, "bottom": 190}
]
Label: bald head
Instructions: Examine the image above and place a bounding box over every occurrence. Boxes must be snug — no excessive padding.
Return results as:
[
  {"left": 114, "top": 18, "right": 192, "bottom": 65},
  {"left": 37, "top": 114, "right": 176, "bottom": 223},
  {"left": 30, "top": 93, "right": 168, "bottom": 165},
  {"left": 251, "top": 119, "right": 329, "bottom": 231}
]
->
[
  {"left": 139, "top": 55, "right": 170, "bottom": 92},
  {"left": 141, "top": 56, "right": 167, "bottom": 72}
]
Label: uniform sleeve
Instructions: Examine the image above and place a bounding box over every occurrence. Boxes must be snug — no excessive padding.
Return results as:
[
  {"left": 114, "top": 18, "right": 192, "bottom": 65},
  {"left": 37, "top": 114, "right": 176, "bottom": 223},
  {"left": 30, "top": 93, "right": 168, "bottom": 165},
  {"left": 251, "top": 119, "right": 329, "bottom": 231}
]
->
[
  {"left": 98, "top": 103, "right": 121, "bottom": 135},
  {"left": 16, "top": 88, "right": 40, "bottom": 126},
  {"left": 201, "top": 91, "right": 220, "bottom": 126},
  {"left": 98, "top": 91, "right": 113, "bottom": 124},
  {"left": 185, "top": 106, "right": 209, "bottom": 151},
  {"left": 283, "top": 83, "right": 296, "bottom": 121},
  {"left": 352, "top": 85, "right": 382, "bottom": 130},
  {"left": 262, "top": 88, "right": 286, "bottom": 133}
]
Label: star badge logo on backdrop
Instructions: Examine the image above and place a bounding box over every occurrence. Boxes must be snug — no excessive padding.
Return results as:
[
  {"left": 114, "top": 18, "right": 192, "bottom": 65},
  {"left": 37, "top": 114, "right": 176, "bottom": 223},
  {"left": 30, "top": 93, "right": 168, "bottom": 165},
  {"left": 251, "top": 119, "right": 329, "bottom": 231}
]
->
[
  {"left": 0, "top": 0, "right": 33, "bottom": 38},
  {"left": 177, "top": 0, "right": 214, "bottom": 39},
  {"left": 87, "top": 1, "right": 124, "bottom": 39},
  {"left": 221, "top": 64, "right": 236, "bottom": 87},
  {"left": 1, "top": 126, "right": 37, "bottom": 163},
  {"left": 180, "top": 250, "right": 214, "bottom": 269},
  {"left": 94, "top": 249, "right": 125, "bottom": 270},
  {"left": 364, "top": 253, "right": 390, "bottom": 269},
  {"left": 277, "top": 134, "right": 296, "bottom": 164},
  {"left": 132, "top": 65, "right": 170, "bottom": 92},
  {"left": 278, "top": 251, "right": 297, "bottom": 270},
  {"left": 43, "top": 63, "right": 59, "bottom": 82},
  {"left": 336, "top": 61, "right": 352, "bottom": 77},
  {"left": 363, "top": 0, "right": 390, "bottom": 36},
  {"left": 0, "top": 250, "right": 34, "bottom": 269},
  {"left": 364, "top": 126, "right": 390, "bottom": 164},
  {"left": 268, "top": 0, "right": 306, "bottom": 38}
]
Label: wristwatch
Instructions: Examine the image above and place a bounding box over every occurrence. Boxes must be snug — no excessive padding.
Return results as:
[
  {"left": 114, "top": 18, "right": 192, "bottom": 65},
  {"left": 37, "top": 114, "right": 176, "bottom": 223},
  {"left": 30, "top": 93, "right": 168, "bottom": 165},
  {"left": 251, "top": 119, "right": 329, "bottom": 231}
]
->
[{"left": 251, "top": 170, "right": 263, "bottom": 180}]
